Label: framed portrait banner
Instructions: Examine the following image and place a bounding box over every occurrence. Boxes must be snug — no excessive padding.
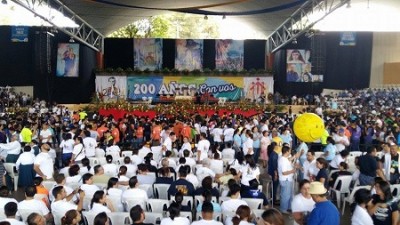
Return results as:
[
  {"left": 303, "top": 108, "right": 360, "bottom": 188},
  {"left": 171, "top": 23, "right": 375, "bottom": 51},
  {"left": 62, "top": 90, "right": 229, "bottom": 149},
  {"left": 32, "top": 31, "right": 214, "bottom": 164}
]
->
[
  {"left": 134, "top": 38, "right": 163, "bottom": 70},
  {"left": 215, "top": 39, "right": 244, "bottom": 70},
  {"left": 56, "top": 43, "right": 79, "bottom": 77},
  {"left": 175, "top": 39, "right": 203, "bottom": 70}
]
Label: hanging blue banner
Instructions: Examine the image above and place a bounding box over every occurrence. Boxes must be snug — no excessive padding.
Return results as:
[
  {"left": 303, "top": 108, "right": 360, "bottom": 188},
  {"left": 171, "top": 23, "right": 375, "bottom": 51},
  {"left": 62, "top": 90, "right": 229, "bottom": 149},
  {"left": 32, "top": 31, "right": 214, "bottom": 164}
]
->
[
  {"left": 339, "top": 32, "right": 356, "bottom": 46},
  {"left": 11, "top": 26, "right": 29, "bottom": 42}
]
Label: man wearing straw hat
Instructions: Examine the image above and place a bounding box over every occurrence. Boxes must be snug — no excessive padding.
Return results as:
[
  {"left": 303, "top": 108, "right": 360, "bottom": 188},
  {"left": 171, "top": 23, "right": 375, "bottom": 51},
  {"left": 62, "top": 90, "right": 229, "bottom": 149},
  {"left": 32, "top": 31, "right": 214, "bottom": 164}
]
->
[{"left": 307, "top": 181, "right": 340, "bottom": 225}]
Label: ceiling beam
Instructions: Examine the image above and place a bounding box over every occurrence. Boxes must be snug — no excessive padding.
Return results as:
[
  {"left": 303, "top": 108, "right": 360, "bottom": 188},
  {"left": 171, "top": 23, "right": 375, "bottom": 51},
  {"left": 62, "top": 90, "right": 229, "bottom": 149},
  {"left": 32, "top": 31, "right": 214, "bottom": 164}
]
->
[
  {"left": 11, "top": 0, "right": 105, "bottom": 52},
  {"left": 266, "top": 0, "right": 350, "bottom": 53}
]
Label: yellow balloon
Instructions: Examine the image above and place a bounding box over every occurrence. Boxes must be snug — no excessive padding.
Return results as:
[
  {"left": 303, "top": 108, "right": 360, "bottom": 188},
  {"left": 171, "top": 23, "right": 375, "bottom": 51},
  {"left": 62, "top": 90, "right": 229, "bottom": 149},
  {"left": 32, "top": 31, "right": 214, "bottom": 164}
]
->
[{"left": 294, "top": 113, "right": 325, "bottom": 142}]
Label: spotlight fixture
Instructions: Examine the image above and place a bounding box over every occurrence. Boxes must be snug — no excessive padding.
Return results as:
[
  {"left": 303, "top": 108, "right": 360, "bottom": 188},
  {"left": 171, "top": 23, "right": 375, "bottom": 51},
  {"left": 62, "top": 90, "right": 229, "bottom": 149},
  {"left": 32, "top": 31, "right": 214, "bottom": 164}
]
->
[
  {"left": 292, "top": 38, "right": 297, "bottom": 44},
  {"left": 69, "top": 37, "right": 75, "bottom": 43},
  {"left": 204, "top": 15, "right": 208, "bottom": 20},
  {"left": 2, "top": 0, "right": 7, "bottom": 4},
  {"left": 222, "top": 15, "right": 226, "bottom": 20}
]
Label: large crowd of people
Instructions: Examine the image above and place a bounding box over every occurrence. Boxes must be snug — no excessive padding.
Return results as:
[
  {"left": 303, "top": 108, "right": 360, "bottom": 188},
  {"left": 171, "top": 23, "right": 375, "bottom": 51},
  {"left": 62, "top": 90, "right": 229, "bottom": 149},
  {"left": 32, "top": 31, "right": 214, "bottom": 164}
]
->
[{"left": 1, "top": 87, "right": 400, "bottom": 225}]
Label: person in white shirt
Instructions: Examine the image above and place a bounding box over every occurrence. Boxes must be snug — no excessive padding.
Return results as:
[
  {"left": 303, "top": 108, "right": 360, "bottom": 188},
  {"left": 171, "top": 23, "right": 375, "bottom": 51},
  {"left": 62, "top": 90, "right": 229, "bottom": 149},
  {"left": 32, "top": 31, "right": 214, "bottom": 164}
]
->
[
  {"left": 179, "top": 137, "right": 192, "bottom": 157},
  {"left": 130, "top": 149, "right": 143, "bottom": 166},
  {"left": 71, "top": 136, "right": 85, "bottom": 163},
  {"left": 231, "top": 205, "right": 254, "bottom": 225},
  {"left": 242, "top": 132, "right": 254, "bottom": 156},
  {"left": 211, "top": 124, "right": 223, "bottom": 147},
  {"left": 223, "top": 124, "right": 235, "bottom": 146},
  {"left": 240, "top": 155, "right": 260, "bottom": 187},
  {"left": 296, "top": 140, "right": 309, "bottom": 180},
  {"left": 60, "top": 133, "right": 74, "bottom": 166},
  {"left": 3, "top": 202, "right": 25, "bottom": 225},
  {"left": 160, "top": 202, "right": 190, "bottom": 225},
  {"left": 291, "top": 180, "right": 315, "bottom": 225},
  {"left": 192, "top": 201, "right": 223, "bottom": 225},
  {"left": 49, "top": 174, "right": 77, "bottom": 202},
  {"left": 0, "top": 134, "right": 21, "bottom": 162},
  {"left": 333, "top": 128, "right": 349, "bottom": 153},
  {"left": 197, "top": 133, "right": 210, "bottom": 162},
  {"left": 185, "top": 165, "right": 199, "bottom": 188},
  {"left": 351, "top": 188, "right": 374, "bottom": 225},
  {"left": 221, "top": 143, "right": 235, "bottom": 160},
  {"left": 18, "top": 186, "right": 51, "bottom": 221},
  {"left": 0, "top": 186, "right": 18, "bottom": 212},
  {"left": 51, "top": 186, "right": 85, "bottom": 219},
  {"left": 162, "top": 132, "right": 176, "bottom": 153},
  {"left": 80, "top": 173, "right": 100, "bottom": 197},
  {"left": 121, "top": 176, "right": 148, "bottom": 203},
  {"left": 102, "top": 155, "right": 118, "bottom": 177},
  {"left": 106, "top": 177, "right": 124, "bottom": 212},
  {"left": 329, "top": 150, "right": 349, "bottom": 170},
  {"left": 129, "top": 205, "right": 150, "bottom": 225},
  {"left": 302, "top": 151, "right": 319, "bottom": 181},
  {"left": 16, "top": 145, "right": 35, "bottom": 187},
  {"left": 196, "top": 160, "right": 216, "bottom": 182},
  {"left": 66, "top": 164, "right": 82, "bottom": 184},
  {"left": 221, "top": 184, "right": 248, "bottom": 225},
  {"left": 89, "top": 190, "right": 115, "bottom": 214},
  {"left": 83, "top": 130, "right": 97, "bottom": 157},
  {"left": 183, "top": 150, "right": 196, "bottom": 168},
  {"left": 34, "top": 144, "right": 54, "bottom": 180},
  {"left": 122, "top": 157, "right": 137, "bottom": 178},
  {"left": 39, "top": 123, "right": 52, "bottom": 144},
  {"left": 278, "top": 146, "right": 298, "bottom": 213}
]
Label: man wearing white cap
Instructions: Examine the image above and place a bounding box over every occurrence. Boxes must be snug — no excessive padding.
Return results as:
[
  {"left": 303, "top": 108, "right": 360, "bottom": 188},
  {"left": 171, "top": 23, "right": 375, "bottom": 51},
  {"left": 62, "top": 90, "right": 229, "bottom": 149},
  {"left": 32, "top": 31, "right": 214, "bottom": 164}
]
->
[{"left": 307, "top": 181, "right": 340, "bottom": 225}]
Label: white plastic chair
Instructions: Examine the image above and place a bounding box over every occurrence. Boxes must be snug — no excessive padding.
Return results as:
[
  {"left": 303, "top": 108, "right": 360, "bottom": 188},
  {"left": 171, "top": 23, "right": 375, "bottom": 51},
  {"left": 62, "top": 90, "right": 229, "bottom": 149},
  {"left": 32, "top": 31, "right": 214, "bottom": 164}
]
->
[
  {"left": 88, "top": 158, "right": 99, "bottom": 167},
  {"left": 341, "top": 185, "right": 370, "bottom": 215},
  {"left": 350, "top": 151, "right": 363, "bottom": 158},
  {"left": 124, "top": 198, "right": 147, "bottom": 212},
  {"left": 98, "top": 157, "right": 107, "bottom": 165},
  {"left": 82, "top": 211, "right": 97, "bottom": 225},
  {"left": 153, "top": 183, "right": 170, "bottom": 199},
  {"left": 107, "top": 212, "right": 131, "bottom": 225},
  {"left": 147, "top": 199, "right": 169, "bottom": 214},
  {"left": 210, "top": 160, "right": 224, "bottom": 174},
  {"left": 106, "top": 151, "right": 121, "bottom": 159},
  {"left": 180, "top": 211, "right": 193, "bottom": 222},
  {"left": 198, "top": 213, "right": 221, "bottom": 221},
  {"left": 218, "top": 196, "right": 230, "bottom": 205},
  {"left": 121, "top": 151, "right": 133, "bottom": 157},
  {"left": 144, "top": 212, "right": 162, "bottom": 225},
  {"left": 139, "top": 184, "right": 153, "bottom": 198},
  {"left": 170, "top": 196, "right": 193, "bottom": 210},
  {"left": 94, "top": 183, "right": 107, "bottom": 190},
  {"left": 242, "top": 198, "right": 264, "bottom": 209},
  {"left": 4, "top": 163, "right": 18, "bottom": 191},
  {"left": 114, "top": 157, "right": 124, "bottom": 165},
  {"left": 95, "top": 149, "right": 105, "bottom": 158},
  {"left": 151, "top": 146, "right": 163, "bottom": 162},
  {"left": 331, "top": 175, "right": 353, "bottom": 208},
  {"left": 391, "top": 184, "right": 400, "bottom": 198},
  {"left": 108, "top": 195, "right": 124, "bottom": 212},
  {"left": 194, "top": 195, "right": 217, "bottom": 208}
]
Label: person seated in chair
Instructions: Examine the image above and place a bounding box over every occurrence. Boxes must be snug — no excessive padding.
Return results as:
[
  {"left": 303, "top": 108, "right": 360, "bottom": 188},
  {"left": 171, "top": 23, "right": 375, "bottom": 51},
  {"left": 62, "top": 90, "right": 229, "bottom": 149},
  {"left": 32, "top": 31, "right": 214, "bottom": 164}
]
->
[{"left": 241, "top": 179, "right": 269, "bottom": 209}]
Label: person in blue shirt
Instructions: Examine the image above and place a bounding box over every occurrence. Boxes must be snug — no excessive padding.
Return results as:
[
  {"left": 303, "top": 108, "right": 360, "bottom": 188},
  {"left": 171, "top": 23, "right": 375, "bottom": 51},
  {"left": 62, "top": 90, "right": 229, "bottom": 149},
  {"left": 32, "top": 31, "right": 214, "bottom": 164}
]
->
[
  {"left": 308, "top": 181, "right": 340, "bottom": 225},
  {"left": 241, "top": 179, "right": 269, "bottom": 208},
  {"left": 167, "top": 166, "right": 195, "bottom": 197},
  {"left": 267, "top": 142, "right": 279, "bottom": 205},
  {"left": 324, "top": 137, "right": 337, "bottom": 162}
]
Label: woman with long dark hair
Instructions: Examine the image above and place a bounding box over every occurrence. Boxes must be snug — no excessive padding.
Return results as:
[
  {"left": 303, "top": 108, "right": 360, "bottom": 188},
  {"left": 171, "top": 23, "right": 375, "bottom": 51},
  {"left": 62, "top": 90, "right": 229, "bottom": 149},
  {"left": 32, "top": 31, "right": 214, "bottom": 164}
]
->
[
  {"left": 61, "top": 209, "right": 81, "bottom": 225},
  {"left": 89, "top": 190, "right": 115, "bottom": 214},
  {"left": 368, "top": 180, "right": 399, "bottom": 225},
  {"left": 232, "top": 205, "right": 253, "bottom": 225},
  {"left": 93, "top": 212, "right": 109, "bottom": 225},
  {"left": 160, "top": 202, "right": 190, "bottom": 225},
  {"left": 351, "top": 188, "right": 373, "bottom": 225},
  {"left": 315, "top": 157, "right": 329, "bottom": 189}
]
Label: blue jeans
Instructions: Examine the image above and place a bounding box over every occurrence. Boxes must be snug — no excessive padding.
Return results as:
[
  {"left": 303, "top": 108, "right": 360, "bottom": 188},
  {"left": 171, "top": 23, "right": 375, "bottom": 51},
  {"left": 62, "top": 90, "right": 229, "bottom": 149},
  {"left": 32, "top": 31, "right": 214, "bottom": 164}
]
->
[
  {"left": 279, "top": 180, "right": 293, "bottom": 212},
  {"left": 359, "top": 173, "right": 374, "bottom": 186}
]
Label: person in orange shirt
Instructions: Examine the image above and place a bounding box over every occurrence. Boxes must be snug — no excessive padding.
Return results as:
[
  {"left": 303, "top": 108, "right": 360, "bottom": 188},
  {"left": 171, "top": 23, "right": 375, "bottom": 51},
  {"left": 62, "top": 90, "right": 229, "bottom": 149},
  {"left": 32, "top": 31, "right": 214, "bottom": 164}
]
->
[
  {"left": 181, "top": 122, "right": 192, "bottom": 142},
  {"left": 151, "top": 121, "right": 162, "bottom": 146},
  {"left": 33, "top": 177, "right": 49, "bottom": 208},
  {"left": 111, "top": 123, "right": 120, "bottom": 145},
  {"left": 134, "top": 122, "right": 144, "bottom": 149},
  {"left": 97, "top": 122, "right": 108, "bottom": 139}
]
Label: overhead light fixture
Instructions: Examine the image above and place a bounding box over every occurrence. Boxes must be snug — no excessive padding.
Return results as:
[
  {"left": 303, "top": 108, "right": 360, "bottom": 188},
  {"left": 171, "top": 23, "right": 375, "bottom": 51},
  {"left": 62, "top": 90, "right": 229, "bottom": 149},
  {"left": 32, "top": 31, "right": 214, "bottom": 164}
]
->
[
  {"left": 222, "top": 15, "right": 226, "bottom": 20},
  {"left": 69, "top": 37, "right": 75, "bottom": 43},
  {"left": 2, "top": 0, "right": 7, "bottom": 4},
  {"left": 204, "top": 15, "right": 208, "bottom": 20},
  {"left": 292, "top": 38, "right": 297, "bottom": 44}
]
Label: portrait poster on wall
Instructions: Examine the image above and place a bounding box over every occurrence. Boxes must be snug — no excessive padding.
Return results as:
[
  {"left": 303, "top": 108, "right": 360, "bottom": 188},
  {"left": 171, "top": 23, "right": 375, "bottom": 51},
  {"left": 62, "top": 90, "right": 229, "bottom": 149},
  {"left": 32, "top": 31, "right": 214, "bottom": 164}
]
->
[
  {"left": 175, "top": 39, "right": 203, "bottom": 70},
  {"left": 95, "top": 76, "right": 127, "bottom": 102},
  {"left": 134, "top": 38, "right": 163, "bottom": 70},
  {"left": 286, "top": 49, "right": 318, "bottom": 82},
  {"left": 56, "top": 43, "right": 79, "bottom": 77},
  {"left": 215, "top": 39, "right": 244, "bottom": 70}
]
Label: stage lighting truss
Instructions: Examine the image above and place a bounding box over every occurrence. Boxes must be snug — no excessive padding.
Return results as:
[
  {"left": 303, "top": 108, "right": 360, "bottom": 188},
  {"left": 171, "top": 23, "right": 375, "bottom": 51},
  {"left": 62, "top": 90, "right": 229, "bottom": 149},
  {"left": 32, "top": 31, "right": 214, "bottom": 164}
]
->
[
  {"left": 266, "top": 0, "right": 350, "bottom": 53},
  {"left": 10, "top": 0, "right": 104, "bottom": 52}
]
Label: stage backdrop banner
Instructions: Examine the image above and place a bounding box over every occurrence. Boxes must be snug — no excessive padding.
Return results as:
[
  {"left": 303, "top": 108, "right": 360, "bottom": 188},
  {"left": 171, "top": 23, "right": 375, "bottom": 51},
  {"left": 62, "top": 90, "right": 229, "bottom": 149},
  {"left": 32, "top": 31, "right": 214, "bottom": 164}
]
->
[
  {"left": 175, "top": 39, "right": 203, "bottom": 70},
  {"left": 133, "top": 38, "right": 163, "bottom": 70},
  {"left": 243, "top": 77, "right": 274, "bottom": 102},
  {"left": 215, "top": 40, "right": 244, "bottom": 70},
  {"left": 96, "top": 76, "right": 127, "bottom": 101},
  {"left": 56, "top": 43, "right": 79, "bottom": 77},
  {"left": 127, "top": 75, "right": 247, "bottom": 101}
]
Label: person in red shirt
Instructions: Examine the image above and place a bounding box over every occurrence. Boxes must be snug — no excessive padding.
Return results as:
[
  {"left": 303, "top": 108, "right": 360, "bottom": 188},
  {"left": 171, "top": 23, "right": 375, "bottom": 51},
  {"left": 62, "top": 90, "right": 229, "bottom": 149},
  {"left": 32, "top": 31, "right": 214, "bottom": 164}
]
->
[
  {"left": 97, "top": 122, "right": 108, "bottom": 139},
  {"left": 181, "top": 122, "right": 192, "bottom": 142}
]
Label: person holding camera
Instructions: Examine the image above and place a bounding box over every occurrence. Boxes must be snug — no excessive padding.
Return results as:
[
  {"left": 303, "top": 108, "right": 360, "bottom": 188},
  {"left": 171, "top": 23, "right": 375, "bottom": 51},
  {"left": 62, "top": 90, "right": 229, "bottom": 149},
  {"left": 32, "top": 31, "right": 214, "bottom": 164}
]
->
[{"left": 51, "top": 185, "right": 85, "bottom": 218}]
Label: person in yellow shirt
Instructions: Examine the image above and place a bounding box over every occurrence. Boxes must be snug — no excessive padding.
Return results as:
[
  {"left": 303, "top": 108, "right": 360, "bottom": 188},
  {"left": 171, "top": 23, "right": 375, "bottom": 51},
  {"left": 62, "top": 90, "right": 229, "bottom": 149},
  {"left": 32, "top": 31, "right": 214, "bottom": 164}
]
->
[
  {"left": 20, "top": 122, "right": 32, "bottom": 144},
  {"left": 271, "top": 130, "right": 283, "bottom": 154}
]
